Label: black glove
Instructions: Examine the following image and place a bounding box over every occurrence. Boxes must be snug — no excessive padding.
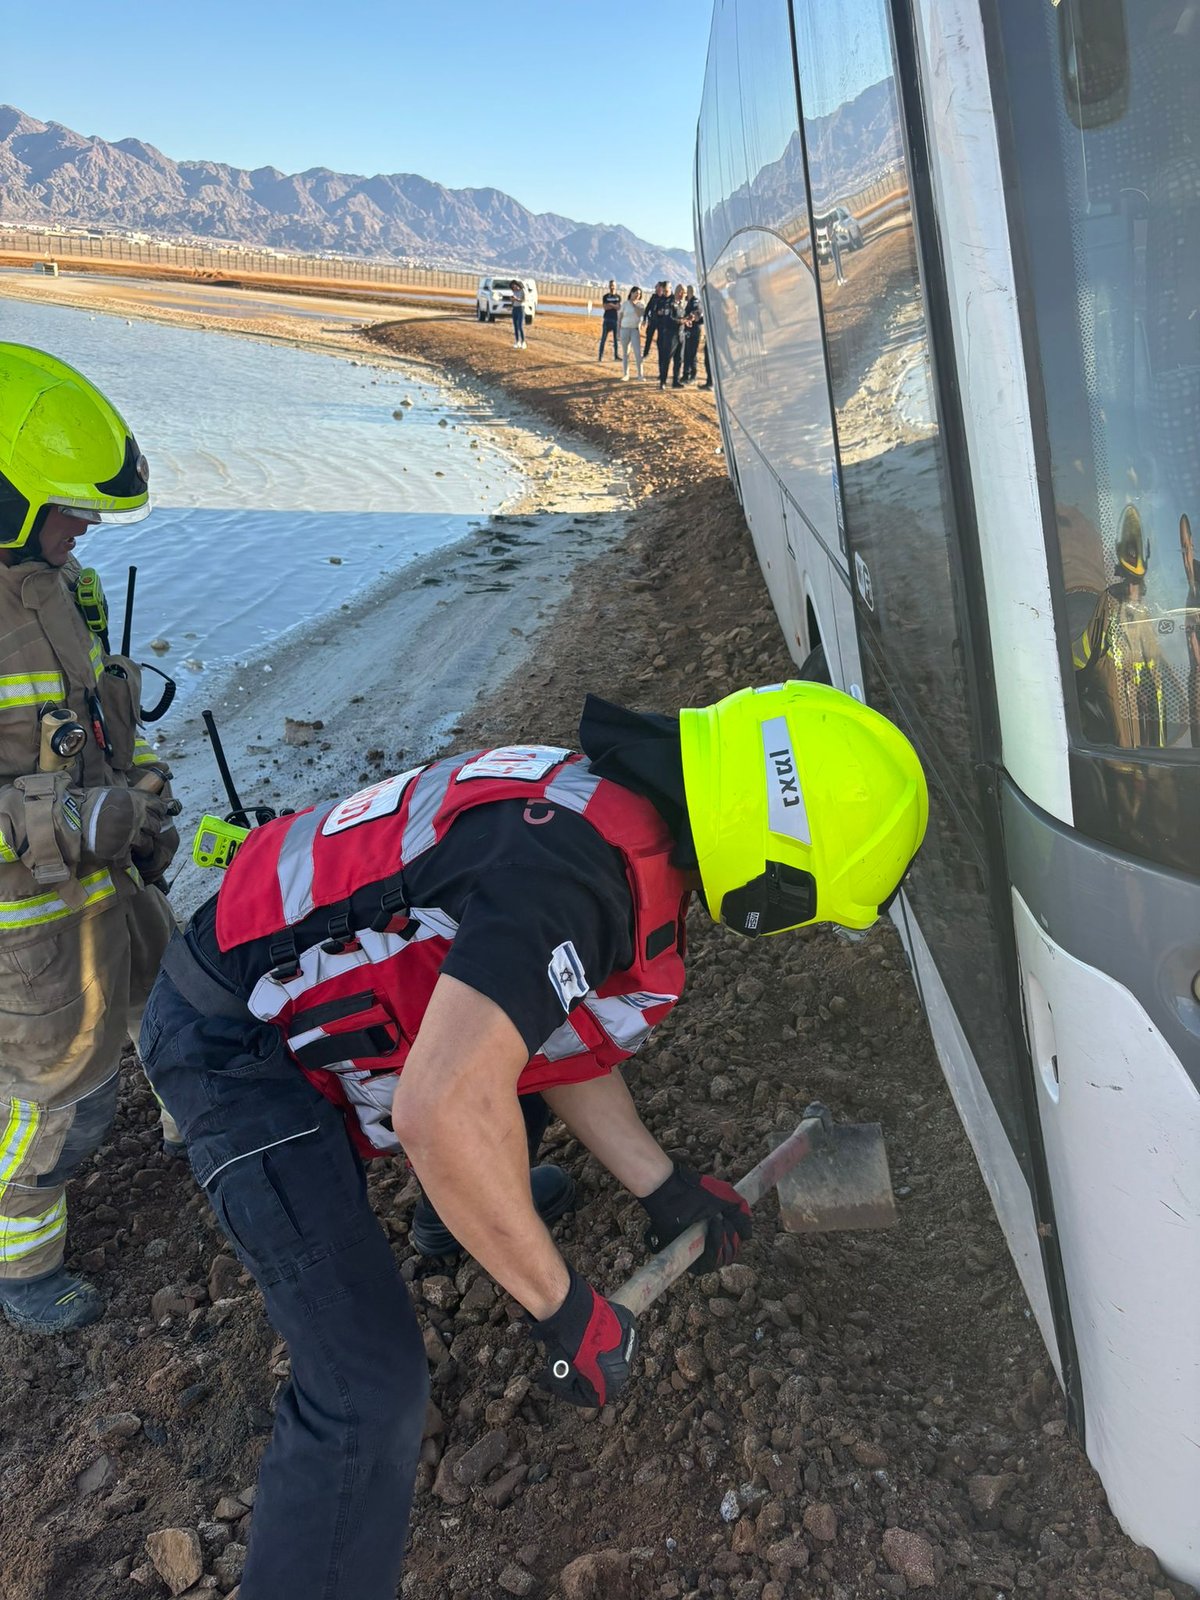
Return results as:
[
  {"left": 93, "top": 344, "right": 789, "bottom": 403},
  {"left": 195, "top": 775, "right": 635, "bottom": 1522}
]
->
[
  {"left": 641, "top": 1163, "right": 753, "bottom": 1275},
  {"left": 530, "top": 1266, "right": 638, "bottom": 1409}
]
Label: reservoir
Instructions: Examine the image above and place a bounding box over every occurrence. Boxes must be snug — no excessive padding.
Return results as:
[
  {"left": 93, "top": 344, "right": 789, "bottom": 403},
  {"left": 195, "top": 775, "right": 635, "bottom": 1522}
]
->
[{"left": 0, "top": 295, "right": 525, "bottom": 690}]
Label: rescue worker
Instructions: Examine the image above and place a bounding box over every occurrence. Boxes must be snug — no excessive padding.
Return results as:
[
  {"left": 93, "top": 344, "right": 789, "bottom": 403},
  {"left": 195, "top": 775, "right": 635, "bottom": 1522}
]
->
[
  {"left": 140, "top": 682, "right": 927, "bottom": 1600},
  {"left": 0, "top": 344, "right": 180, "bottom": 1333}
]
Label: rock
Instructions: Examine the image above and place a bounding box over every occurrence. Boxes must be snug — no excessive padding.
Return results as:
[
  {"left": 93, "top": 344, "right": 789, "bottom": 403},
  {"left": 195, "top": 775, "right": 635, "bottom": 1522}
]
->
[
  {"left": 213, "top": 1542, "right": 247, "bottom": 1591},
  {"left": 150, "top": 638, "right": 170, "bottom": 653},
  {"left": 76, "top": 1454, "right": 117, "bottom": 1496},
  {"left": 421, "top": 1275, "right": 459, "bottom": 1311},
  {"left": 432, "top": 1447, "right": 469, "bottom": 1506},
  {"left": 422, "top": 1400, "right": 445, "bottom": 1439},
  {"left": 560, "top": 1550, "right": 632, "bottom": 1599},
  {"left": 719, "top": 1488, "right": 740, "bottom": 1522},
  {"left": 803, "top": 1503, "right": 838, "bottom": 1543},
  {"left": 284, "top": 718, "right": 321, "bottom": 747},
  {"left": 453, "top": 1428, "right": 509, "bottom": 1486},
  {"left": 145, "top": 1528, "right": 203, "bottom": 1595},
  {"left": 90, "top": 1412, "right": 142, "bottom": 1447},
  {"left": 852, "top": 1439, "right": 888, "bottom": 1468},
  {"left": 497, "top": 1562, "right": 536, "bottom": 1595},
  {"left": 881, "top": 1528, "right": 937, "bottom": 1588},
  {"left": 213, "top": 1497, "right": 245, "bottom": 1521},
  {"left": 763, "top": 1537, "right": 810, "bottom": 1573},
  {"left": 198, "top": 1522, "right": 230, "bottom": 1551},
  {"left": 392, "top": 410, "right": 404, "bottom": 420},
  {"left": 968, "top": 1472, "right": 1016, "bottom": 1516},
  {"left": 151, "top": 1284, "right": 189, "bottom": 1321},
  {"left": 717, "top": 1263, "right": 756, "bottom": 1296},
  {"left": 483, "top": 1464, "right": 527, "bottom": 1509},
  {"left": 709, "top": 1074, "right": 734, "bottom": 1102},
  {"left": 675, "top": 1343, "right": 706, "bottom": 1384},
  {"left": 208, "top": 1256, "right": 243, "bottom": 1301},
  {"left": 438, "top": 418, "right": 449, "bottom": 427}
]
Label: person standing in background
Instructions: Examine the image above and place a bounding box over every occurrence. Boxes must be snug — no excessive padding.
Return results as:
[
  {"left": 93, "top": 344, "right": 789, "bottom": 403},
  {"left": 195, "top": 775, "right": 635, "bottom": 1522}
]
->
[
  {"left": 619, "top": 288, "right": 646, "bottom": 381},
  {"left": 598, "top": 280, "right": 622, "bottom": 363},
  {"left": 655, "top": 287, "right": 683, "bottom": 391},
  {"left": 667, "top": 284, "right": 688, "bottom": 389},
  {"left": 643, "top": 281, "right": 666, "bottom": 360},
  {"left": 510, "top": 280, "right": 527, "bottom": 349},
  {"left": 681, "top": 286, "right": 703, "bottom": 385}
]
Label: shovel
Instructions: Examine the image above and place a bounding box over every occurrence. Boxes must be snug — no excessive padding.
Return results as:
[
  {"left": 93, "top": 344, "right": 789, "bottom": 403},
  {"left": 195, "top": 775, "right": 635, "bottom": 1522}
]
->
[{"left": 609, "top": 1102, "right": 895, "bottom": 1318}]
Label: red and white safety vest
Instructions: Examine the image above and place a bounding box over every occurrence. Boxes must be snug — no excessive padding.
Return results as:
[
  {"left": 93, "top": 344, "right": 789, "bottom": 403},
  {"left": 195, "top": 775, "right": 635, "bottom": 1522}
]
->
[{"left": 215, "top": 747, "right": 691, "bottom": 1156}]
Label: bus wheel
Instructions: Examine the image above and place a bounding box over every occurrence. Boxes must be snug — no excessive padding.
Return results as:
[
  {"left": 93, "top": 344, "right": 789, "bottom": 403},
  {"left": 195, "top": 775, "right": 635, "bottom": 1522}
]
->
[{"left": 798, "top": 641, "right": 831, "bottom": 684}]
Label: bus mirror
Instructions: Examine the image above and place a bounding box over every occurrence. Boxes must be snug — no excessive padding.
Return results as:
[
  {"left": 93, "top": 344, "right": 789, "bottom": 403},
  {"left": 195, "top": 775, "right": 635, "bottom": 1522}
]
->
[{"left": 1057, "top": 0, "right": 1129, "bottom": 130}]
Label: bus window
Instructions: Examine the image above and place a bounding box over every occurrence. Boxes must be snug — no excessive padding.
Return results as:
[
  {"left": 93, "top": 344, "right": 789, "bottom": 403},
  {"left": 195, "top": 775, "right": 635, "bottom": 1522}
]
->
[{"left": 993, "top": 0, "right": 1200, "bottom": 870}]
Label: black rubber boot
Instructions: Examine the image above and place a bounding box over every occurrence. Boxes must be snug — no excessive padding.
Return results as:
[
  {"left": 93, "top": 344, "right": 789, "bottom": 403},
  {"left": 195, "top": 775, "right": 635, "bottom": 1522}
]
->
[{"left": 0, "top": 1267, "right": 104, "bottom": 1334}]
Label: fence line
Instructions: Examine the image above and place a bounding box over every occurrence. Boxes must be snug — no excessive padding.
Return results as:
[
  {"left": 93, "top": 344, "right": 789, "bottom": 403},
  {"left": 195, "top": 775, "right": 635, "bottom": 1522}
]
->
[{"left": 0, "top": 228, "right": 607, "bottom": 301}]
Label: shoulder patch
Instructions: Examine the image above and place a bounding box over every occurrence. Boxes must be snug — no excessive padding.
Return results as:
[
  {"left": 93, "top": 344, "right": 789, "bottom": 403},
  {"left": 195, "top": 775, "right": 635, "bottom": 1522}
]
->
[{"left": 547, "top": 940, "right": 589, "bottom": 1012}]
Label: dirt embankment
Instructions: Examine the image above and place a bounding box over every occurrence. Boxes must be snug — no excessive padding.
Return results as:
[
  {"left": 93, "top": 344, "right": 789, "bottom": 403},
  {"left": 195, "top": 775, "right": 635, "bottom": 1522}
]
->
[{"left": 0, "top": 309, "right": 1187, "bottom": 1600}]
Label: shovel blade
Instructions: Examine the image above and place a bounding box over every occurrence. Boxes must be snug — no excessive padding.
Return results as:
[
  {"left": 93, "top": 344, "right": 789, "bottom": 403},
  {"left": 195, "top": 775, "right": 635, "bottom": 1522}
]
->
[{"left": 776, "top": 1121, "right": 897, "bottom": 1233}]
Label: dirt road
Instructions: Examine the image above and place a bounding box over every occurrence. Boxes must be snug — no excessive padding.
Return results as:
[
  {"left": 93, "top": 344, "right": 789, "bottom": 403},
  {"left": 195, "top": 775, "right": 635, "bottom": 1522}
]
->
[{"left": 0, "top": 306, "right": 1185, "bottom": 1600}]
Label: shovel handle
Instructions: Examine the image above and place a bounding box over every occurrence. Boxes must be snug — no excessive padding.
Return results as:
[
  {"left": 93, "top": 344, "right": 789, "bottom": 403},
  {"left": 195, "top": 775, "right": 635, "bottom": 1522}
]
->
[{"left": 608, "top": 1108, "right": 829, "bottom": 1317}]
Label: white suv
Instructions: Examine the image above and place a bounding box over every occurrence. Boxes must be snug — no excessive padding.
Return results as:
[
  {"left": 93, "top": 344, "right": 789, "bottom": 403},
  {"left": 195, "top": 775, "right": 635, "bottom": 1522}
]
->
[{"left": 476, "top": 275, "right": 538, "bottom": 324}]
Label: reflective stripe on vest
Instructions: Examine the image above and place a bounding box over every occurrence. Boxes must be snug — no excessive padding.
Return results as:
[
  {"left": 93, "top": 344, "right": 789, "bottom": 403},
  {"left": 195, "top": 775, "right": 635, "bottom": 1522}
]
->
[
  {"left": 0, "top": 869, "right": 116, "bottom": 930},
  {"left": 0, "top": 1100, "right": 39, "bottom": 1195}
]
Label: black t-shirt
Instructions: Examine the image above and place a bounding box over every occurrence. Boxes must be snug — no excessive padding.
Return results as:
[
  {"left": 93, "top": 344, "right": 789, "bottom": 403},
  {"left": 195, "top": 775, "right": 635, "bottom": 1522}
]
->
[
  {"left": 189, "top": 798, "right": 637, "bottom": 1057},
  {"left": 601, "top": 291, "right": 622, "bottom": 317}
]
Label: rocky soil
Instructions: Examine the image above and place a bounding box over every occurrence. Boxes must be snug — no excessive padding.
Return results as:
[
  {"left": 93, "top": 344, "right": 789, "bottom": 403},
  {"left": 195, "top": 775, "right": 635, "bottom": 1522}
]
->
[{"left": 0, "top": 309, "right": 1191, "bottom": 1600}]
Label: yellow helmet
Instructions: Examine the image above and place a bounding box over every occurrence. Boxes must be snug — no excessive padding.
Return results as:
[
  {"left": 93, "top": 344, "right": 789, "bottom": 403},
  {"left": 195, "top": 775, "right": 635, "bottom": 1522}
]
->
[
  {"left": 680, "top": 682, "right": 928, "bottom": 935},
  {"left": 0, "top": 344, "right": 150, "bottom": 551}
]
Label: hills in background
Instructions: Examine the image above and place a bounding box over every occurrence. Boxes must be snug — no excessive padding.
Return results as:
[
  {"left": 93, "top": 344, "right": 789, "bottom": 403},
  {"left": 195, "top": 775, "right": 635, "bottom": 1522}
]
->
[{"left": 0, "top": 106, "right": 695, "bottom": 283}]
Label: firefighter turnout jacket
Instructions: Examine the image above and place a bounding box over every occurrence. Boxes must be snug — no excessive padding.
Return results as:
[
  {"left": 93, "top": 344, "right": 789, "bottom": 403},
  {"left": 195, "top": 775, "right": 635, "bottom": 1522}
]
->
[{"left": 213, "top": 747, "right": 692, "bottom": 1158}]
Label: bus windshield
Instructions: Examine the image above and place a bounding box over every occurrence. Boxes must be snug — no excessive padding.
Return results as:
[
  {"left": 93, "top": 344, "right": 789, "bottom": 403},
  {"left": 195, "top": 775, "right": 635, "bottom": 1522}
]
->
[{"left": 1000, "top": 1, "right": 1200, "bottom": 756}]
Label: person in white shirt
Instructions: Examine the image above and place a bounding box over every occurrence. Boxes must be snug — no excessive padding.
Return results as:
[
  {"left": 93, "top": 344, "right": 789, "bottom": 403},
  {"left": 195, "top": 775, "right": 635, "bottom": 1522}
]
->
[{"left": 619, "top": 288, "right": 646, "bottom": 381}]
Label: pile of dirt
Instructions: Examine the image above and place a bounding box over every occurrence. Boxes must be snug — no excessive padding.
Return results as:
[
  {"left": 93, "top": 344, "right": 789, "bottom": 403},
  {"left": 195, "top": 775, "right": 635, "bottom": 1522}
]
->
[{"left": 0, "top": 308, "right": 1190, "bottom": 1600}]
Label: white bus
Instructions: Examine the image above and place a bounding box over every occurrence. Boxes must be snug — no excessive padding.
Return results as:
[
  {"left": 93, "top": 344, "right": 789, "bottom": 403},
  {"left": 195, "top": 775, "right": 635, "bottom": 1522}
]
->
[{"left": 695, "top": 0, "right": 1199, "bottom": 1584}]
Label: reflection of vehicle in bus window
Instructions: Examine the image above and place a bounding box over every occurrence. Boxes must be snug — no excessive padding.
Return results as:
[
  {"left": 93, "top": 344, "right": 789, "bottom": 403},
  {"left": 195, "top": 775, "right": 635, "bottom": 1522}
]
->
[
  {"left": 695, "top": 0, "right": 1199, "bottom": 1586},
  {"left": 813, "top": 205, "right": 864, "bottom": 261}
]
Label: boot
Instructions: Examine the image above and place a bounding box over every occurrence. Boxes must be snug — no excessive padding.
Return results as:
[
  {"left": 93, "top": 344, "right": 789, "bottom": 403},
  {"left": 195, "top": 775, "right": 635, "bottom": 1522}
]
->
[
  {"left": 410, "top": 1165, "right": 576, "bottom": 1258},
  {"left": 0, "top": 1267, "right": 103, "bottom": 1333}
]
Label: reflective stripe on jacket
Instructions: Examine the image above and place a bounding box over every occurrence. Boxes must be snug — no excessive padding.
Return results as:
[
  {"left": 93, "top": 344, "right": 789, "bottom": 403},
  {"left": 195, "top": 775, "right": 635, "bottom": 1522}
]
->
[{"left": 216, "top": 748, "right": 691, "bottom": 1157}]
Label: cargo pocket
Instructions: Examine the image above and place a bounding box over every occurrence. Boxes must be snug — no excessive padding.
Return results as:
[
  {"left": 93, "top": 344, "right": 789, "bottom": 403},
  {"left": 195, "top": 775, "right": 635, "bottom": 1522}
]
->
[{"left": 97, "top": 656, "right": 146, "bottom": 774}]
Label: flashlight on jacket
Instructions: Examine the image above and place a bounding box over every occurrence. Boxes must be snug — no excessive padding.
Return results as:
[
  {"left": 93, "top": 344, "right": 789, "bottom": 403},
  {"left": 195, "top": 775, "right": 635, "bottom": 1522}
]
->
[{"left": 38, "top": 706, "right": 88, "bottom": 772}]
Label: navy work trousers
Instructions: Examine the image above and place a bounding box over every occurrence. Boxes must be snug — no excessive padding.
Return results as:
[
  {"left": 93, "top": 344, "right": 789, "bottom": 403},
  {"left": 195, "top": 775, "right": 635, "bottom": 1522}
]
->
[
  {"left": 140, "top": 968, "right": 428, "bottom": 1600},
  {"left": 598, "top": 313, "right": 620, "bottom": 361}
]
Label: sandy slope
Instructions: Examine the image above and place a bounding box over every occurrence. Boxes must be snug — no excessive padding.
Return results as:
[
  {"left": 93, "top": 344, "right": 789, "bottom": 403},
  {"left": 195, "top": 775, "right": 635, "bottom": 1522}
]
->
[{"left": 0, "top": 291, "right": 1184, "bottom": 1600}]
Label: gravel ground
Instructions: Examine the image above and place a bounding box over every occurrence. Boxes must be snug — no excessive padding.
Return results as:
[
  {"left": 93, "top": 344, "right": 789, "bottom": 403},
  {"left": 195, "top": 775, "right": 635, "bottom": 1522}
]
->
[{"left": 0, "top": 307, "right": 1191, "bottom": 1600}]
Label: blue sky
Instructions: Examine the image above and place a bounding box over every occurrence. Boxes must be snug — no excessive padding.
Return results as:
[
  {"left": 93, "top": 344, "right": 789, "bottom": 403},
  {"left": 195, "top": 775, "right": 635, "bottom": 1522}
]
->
[{"left": 3, "top": 0, "right": 712, "bottom": 251}]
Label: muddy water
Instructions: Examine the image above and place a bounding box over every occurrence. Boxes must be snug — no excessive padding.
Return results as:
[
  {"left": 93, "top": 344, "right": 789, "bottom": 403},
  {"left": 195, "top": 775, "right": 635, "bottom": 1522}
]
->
[{"left": 0, "top": 295, "right": 526, "bottom": 692}]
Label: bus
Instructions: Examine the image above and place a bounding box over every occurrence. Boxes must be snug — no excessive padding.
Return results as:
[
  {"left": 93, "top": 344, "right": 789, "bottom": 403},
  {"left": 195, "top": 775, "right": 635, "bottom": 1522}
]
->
[{"left": 695, "top": 0, "right": 1198, "bottom": 1583}]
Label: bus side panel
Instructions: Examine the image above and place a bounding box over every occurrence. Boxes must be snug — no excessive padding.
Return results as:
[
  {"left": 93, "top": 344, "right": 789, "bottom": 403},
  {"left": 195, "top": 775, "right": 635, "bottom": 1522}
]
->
[{"left": 1012, "top": 892, "right": 1200, "bottom": 1582}]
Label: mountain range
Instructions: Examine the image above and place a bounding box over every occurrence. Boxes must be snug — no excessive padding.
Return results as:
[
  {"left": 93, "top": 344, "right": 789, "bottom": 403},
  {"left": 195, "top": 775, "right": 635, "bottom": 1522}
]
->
[{"left": 0, "top": 106, "right": 695, "bottom": 283}]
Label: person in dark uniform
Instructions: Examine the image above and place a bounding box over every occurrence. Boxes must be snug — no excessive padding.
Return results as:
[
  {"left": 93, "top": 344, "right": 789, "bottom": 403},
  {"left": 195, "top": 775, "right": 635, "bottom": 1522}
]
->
[
  {"left": 139, "top": 685, "right": 927, "bottom": 1600},
  {"left": 643, "top": 280, "right": 666, "bottom": 359},
  {"left": 682, "top": 287, "right": 703, "bottom": 384},
  {"left": 657, "top": 286, "right": 684, "bottom": 390},
  {"left": 597, "top": 279, "right": 622, "bottom": 363}
]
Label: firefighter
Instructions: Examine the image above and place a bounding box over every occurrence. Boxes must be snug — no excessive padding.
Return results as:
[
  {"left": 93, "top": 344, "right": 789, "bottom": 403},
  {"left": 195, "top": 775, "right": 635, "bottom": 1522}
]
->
[
  {"left": 0, "top": 345, "right": 180, "bottom": 1334},
  {"left": 141, "top": 683, "right": 927, "bottom": 1600}
]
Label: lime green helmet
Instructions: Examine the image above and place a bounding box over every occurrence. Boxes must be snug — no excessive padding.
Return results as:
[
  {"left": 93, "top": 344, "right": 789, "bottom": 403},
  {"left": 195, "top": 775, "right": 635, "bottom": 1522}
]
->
[
  {"left": 0, "top": 343, "right": 150, "bottom": 551},
  {"left": 680, "top": 682, "right": 929, "bottom": 935}
]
